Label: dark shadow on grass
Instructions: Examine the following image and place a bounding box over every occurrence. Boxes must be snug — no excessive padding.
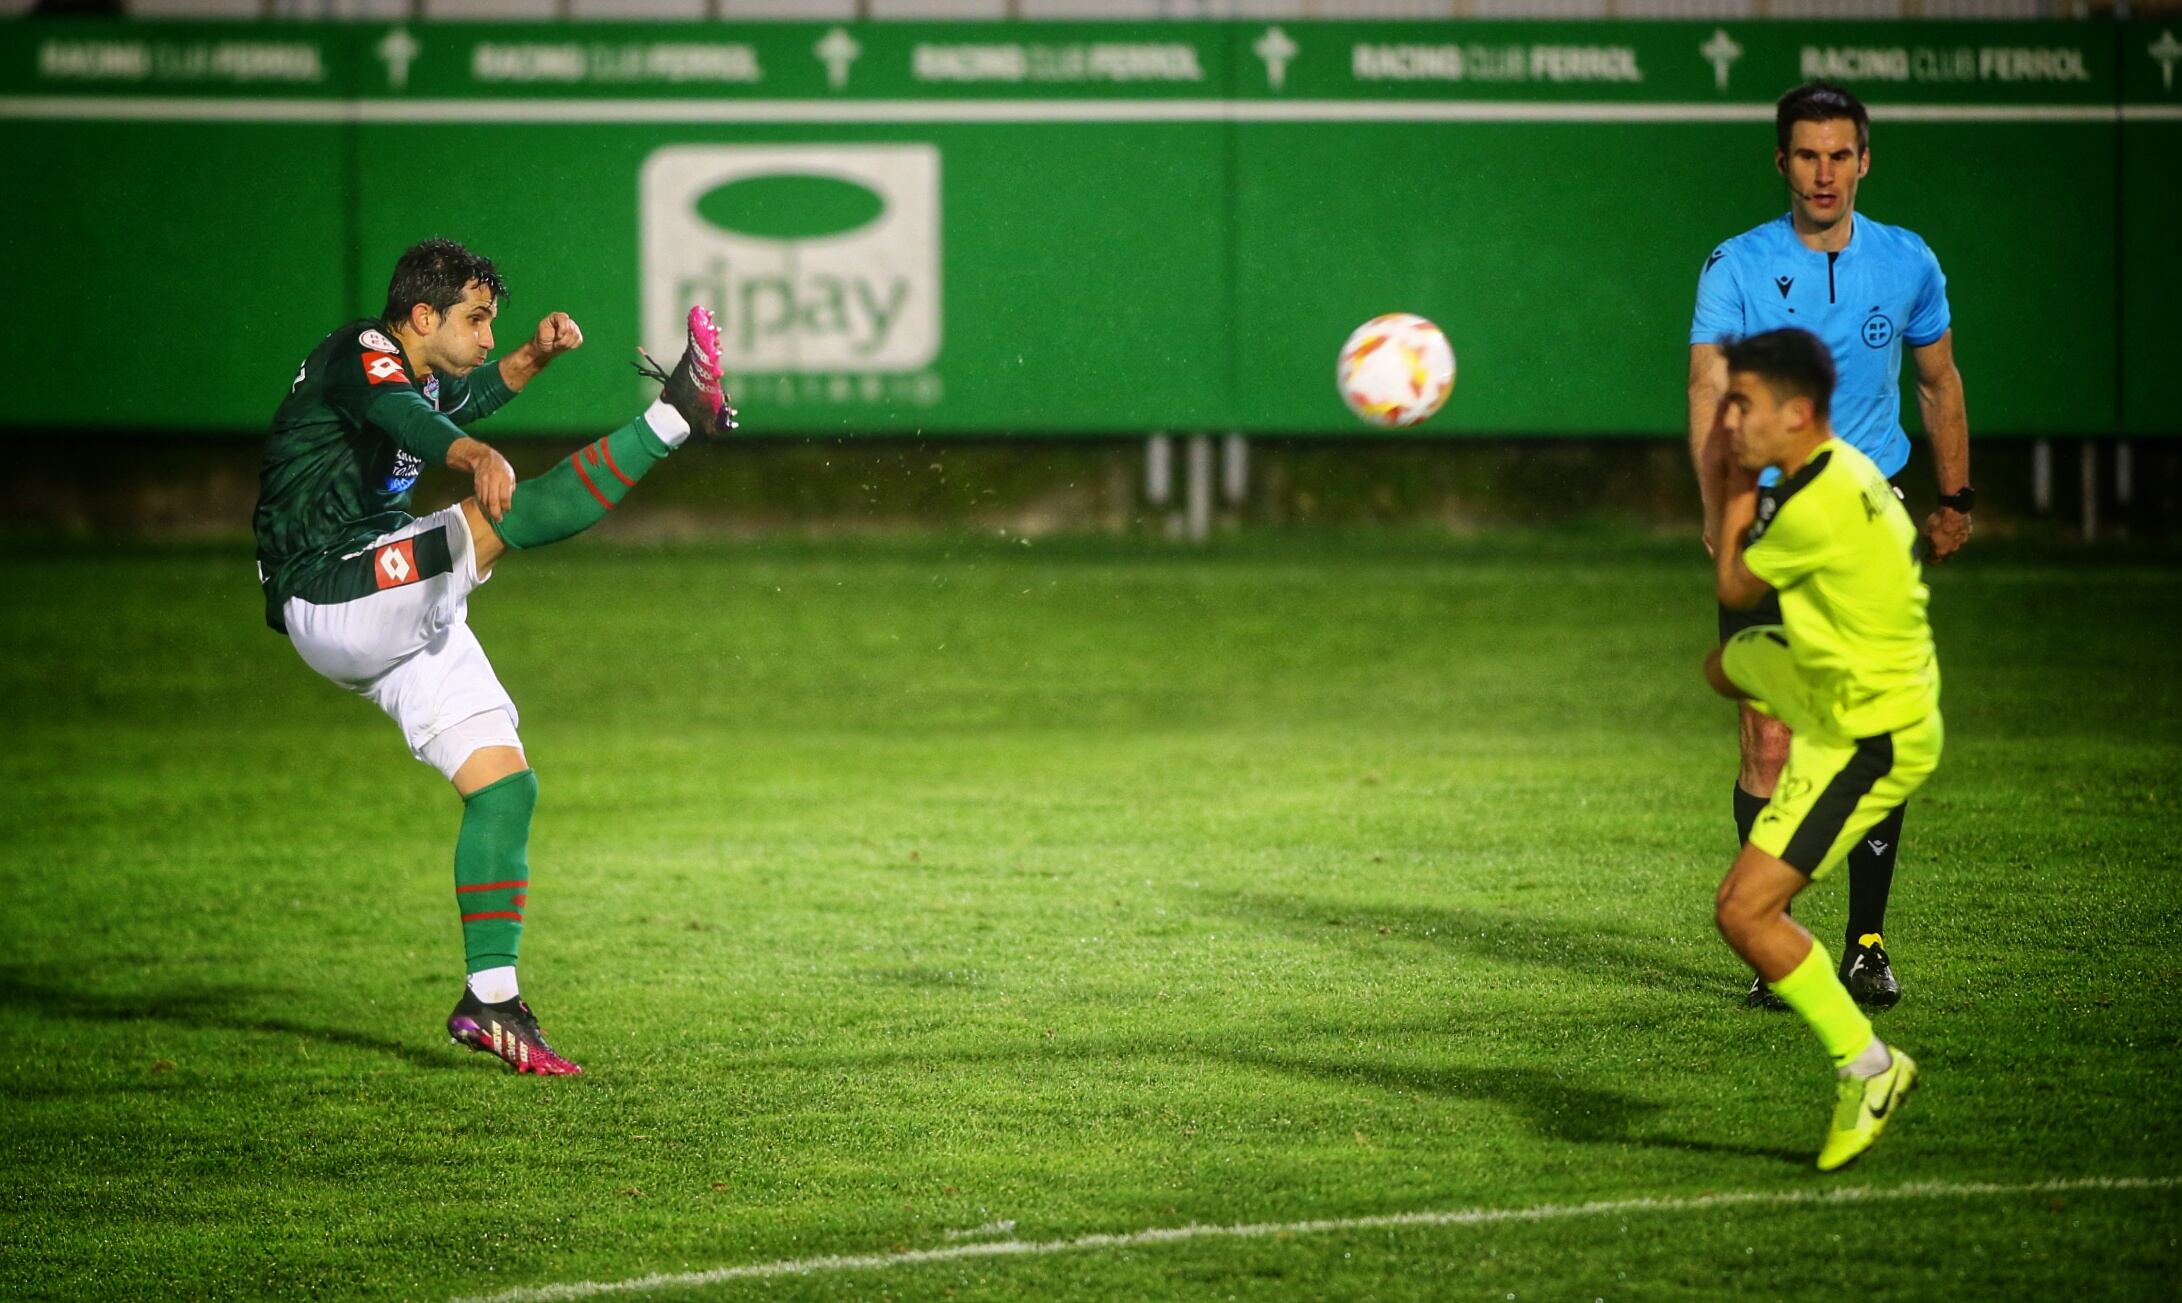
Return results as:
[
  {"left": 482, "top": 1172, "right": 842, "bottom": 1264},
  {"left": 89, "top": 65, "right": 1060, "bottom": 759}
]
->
[
  {"left": 1219, "top": 890, "right": 1735, "bottom": 999},
  {"left": 1238, "top": 1048, "right": 1664, "bottom": 1145},
  {"left": 1211, "top": 894, "right": 1813, "bottom": 1166},
  {"left": 710, "top": 1025, "right": 1805, "bottom": 1168},
  {"left": 1236, "top": 1049, "right": 1805, "bottom": 1167},
  {"left": 1627, "top": 1134, "right": 1811, "bottom": 1165},
  {"left": 0, "top": 967, "right": 462, "bottom": 1075}
]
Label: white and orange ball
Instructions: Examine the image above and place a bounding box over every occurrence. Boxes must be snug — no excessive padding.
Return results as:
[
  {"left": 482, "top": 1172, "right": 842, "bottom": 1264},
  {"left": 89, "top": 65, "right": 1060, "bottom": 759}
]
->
[{"left": 1336, "top": 313, "right": 1456, "bottom": 429}]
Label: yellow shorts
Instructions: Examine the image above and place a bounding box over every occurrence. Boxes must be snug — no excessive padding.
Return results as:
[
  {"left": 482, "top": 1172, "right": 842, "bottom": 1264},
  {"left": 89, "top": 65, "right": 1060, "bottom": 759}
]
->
[{"left": 1723, "top": 626, "right": 1944, "bottom": 879}]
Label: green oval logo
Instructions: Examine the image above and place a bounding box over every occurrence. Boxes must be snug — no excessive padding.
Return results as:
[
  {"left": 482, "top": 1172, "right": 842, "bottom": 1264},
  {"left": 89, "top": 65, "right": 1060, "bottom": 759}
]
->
[{"left": 694, "top": 173, "right": 886, "bottom": 241}]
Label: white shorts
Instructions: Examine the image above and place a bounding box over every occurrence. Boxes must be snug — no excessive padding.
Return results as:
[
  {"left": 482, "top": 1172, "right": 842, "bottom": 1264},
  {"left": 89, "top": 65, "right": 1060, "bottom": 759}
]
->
[{"left": 284, "top": 504, "right": 522, "bottom": 778}]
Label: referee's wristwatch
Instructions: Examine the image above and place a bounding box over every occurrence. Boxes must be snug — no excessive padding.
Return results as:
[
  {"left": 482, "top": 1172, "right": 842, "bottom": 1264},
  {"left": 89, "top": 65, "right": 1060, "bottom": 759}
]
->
[{"left": 1937, "top": 486, "right": 1976, "bottom": 513}]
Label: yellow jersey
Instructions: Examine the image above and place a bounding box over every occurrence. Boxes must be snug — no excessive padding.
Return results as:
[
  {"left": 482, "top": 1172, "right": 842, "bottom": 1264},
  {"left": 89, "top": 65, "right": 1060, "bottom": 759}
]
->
[{"left": 1742, "top": 437, "right": 1941, "bottom": 738}]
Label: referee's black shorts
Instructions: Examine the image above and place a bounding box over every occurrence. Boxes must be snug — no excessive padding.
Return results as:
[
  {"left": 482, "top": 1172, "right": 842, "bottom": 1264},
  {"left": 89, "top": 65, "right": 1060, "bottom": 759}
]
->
[{"left": 1717, "top": 477, "right": 1907, "bottom": 644}]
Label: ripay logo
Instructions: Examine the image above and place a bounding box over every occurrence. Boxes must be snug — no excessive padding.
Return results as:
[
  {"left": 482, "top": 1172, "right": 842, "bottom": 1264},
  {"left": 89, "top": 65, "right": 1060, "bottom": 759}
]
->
[{"left": 641, "top": 144, "right": 940, "bottom": 373}]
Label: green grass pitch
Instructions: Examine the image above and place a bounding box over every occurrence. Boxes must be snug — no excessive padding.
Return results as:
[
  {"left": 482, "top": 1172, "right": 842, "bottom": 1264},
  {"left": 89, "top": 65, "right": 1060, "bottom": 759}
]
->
[{"left": 2, "top": 531, "right": 2177, "bottom": 1300}]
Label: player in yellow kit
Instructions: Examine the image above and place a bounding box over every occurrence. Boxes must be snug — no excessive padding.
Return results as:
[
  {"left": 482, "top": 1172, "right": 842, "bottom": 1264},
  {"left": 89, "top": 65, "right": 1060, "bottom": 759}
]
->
[{"left": 1700, "top": 328, "right": 1943, "bottom": 1170}]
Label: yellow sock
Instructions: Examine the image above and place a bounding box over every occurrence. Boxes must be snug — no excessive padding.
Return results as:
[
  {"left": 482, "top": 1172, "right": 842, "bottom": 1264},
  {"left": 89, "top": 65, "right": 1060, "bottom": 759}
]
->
[{"left": 1768, "top": 942, "right": 1875, "bottom": 1068}]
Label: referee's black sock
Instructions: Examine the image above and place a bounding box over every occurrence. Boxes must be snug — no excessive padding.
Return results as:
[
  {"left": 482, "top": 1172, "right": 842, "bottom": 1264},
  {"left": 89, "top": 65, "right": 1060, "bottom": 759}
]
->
[{"left": 1845, "top": 803, "right": 1907, "bottom": 948}]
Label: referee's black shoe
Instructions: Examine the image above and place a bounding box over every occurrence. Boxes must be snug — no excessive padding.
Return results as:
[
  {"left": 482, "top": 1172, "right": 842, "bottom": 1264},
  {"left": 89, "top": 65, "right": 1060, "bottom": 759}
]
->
[
  {"left": 1840, "top": 934, "right": 1903, "bottom": 1010},
  {"left": 1745, "top": 973, "right": 1788, "bottom": 1011}
]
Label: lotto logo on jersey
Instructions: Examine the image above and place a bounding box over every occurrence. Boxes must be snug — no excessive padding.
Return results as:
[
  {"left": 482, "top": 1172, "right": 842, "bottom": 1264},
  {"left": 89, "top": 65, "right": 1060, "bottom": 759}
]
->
[
  {"left": 640, "top": 144, "right": 941, "bottom": 374},
  {"left": 372, "top": 539, "right": 420, "bottom": 590},
  {"left": 363, "top": 351, "right": 410, "bottom": 386}
]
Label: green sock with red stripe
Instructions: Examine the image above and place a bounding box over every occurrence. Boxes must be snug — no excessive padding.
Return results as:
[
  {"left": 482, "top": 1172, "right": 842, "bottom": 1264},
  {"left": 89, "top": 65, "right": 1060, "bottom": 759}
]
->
[
  {"left": 456, "top": 769, "right": 537, "bottom": 974},
  {"left": 493, "top": 417, "right": 671, "bottom": 550}
]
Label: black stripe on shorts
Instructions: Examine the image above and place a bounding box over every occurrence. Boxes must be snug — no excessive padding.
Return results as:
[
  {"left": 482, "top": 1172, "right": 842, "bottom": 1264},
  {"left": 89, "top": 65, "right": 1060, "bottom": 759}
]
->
[{"left": 1781, "top": 732, "right": 1894, "bottom": 874}]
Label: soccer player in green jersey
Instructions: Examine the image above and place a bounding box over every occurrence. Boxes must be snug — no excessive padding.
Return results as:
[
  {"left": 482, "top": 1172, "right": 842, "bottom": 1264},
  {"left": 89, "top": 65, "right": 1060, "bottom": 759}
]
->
[
  {"left": 1700, "top": 328, "right": 1941, "bottom": 1170},
  {"left": 254, "top": 238, "right": 735, "bottom": 1074}
]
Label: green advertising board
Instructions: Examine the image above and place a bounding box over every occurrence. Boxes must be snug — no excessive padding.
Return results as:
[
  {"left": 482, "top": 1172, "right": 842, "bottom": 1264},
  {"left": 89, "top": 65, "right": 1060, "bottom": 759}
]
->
[{"left": 0, "top": 19, "right": 2174, "bottom": 437}]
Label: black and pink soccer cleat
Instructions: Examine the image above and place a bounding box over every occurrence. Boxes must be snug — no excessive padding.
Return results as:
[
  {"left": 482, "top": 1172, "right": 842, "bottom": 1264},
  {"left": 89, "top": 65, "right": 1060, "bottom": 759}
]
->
[
  {"left": 447, "top": 991, "right": 584, "bottom": 1076},
  {"left": 635, "top": 305, "right": 738, "bottom": 438}
]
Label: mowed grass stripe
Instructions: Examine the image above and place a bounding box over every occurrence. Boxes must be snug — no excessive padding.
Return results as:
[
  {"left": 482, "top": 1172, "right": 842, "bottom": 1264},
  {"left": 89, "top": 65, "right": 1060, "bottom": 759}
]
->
[{"left": 461, "top": 1175, "right": 2182, "bottom": 1302}]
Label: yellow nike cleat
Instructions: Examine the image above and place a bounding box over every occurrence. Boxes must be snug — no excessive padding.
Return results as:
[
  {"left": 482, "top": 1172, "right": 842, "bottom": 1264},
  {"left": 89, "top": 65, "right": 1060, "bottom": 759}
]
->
[{"left": 1817, "top": 1046, "right": 1917, "bottom": 1172}]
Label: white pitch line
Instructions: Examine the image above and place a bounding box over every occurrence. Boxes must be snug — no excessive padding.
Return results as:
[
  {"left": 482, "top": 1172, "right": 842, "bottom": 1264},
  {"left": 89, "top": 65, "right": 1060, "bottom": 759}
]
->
[{"left": 455, "top": 1174, "right": 2179, "bottom": 1303}]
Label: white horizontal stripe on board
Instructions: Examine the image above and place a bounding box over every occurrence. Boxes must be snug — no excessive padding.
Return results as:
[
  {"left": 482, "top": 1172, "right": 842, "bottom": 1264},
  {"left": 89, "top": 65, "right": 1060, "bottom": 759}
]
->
[{"left": 1, "top": 95, "right": 2169, "bottom": 125}]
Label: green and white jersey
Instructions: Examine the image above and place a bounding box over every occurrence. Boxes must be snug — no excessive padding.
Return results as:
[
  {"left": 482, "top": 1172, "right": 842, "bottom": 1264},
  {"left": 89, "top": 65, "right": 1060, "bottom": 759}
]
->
[
  {"left": 1742, "top": 437, "right": 1940, "bottom": 738},
  {"left": 253, "top": 321, "right": 515, "bottom": 630}
]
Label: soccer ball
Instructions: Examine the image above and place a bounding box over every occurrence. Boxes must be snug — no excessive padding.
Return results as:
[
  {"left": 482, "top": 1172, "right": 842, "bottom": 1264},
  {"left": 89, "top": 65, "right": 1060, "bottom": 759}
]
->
[{"left": 1337, "top": 314, "right": 1456, "bottom": 429}]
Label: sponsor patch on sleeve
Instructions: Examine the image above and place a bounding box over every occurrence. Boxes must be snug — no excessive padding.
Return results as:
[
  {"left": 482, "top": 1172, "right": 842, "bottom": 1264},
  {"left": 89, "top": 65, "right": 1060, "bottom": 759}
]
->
[
  {"left": 382, "top": 449, "right": 423, "bottom": 496},
  {"left": 372, "top": 538, "right": 420, "bottom": 589},
  {"left": 358, "top": 328, "right": 397, "bottom": 352},
  {"left": 362, "top": 350, "right": 410, "bottom": 386}
]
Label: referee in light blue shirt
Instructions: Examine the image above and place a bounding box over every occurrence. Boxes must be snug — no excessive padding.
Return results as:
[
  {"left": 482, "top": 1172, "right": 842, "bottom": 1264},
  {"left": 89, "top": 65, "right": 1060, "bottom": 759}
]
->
[{"left": 1688, "top": 81, "right": 1974, "bottom": 1014}]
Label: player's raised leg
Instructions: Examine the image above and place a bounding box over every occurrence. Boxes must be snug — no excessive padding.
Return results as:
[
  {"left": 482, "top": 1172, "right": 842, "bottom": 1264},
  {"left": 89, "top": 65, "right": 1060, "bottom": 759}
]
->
[
  {"left": 1714, "top": 844, "right": 1915, "bottom": 1171},
  {"left": 1735, "top": 692, "right": 1906, "bottom": 1013},
  {"left": 1723, "top": 618, "right": 1900, "bottom": 1015},
  {"left": 462, "top": 306, "right": 736, "bottom": 575},
  {"left": 1706, "top": 627, "right": 1939, "bottom": 1169},
  {"left": 432, "top": 307, "right": 730, "bottom": 1073}
]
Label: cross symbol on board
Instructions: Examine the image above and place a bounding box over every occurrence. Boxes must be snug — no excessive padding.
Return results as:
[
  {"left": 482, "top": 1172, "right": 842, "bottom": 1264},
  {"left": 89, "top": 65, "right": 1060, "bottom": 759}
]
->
[
  {"left": 377, "top": 27, "right": 418, "bottom": 93},
  {"left": 1254, "top": 26, "right": 1298, "bottom": 92},
  {"left": 1701, "top": 28, "right": 1743, "bottom": 93},
  {"left": 2152, "top": 30, "right": 2182, "bottom": 93},
  {"left": 814, "top": 27, "right": 861, "bottom": 92}
]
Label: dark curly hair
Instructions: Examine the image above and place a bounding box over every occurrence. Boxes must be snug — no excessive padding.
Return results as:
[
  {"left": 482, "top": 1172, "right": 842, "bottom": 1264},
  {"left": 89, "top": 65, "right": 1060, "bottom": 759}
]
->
[{"left": 381, "top": 238, "right": 508, "bottom": 328}]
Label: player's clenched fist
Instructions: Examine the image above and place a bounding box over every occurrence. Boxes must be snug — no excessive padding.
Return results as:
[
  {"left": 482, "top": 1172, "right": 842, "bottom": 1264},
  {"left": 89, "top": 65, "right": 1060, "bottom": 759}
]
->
[
  {"left": 532, "top": 311, "right": 583, "bottom": 359},
  {"left": 447, "top": 436, "right": 517, "bottom": 522}
]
